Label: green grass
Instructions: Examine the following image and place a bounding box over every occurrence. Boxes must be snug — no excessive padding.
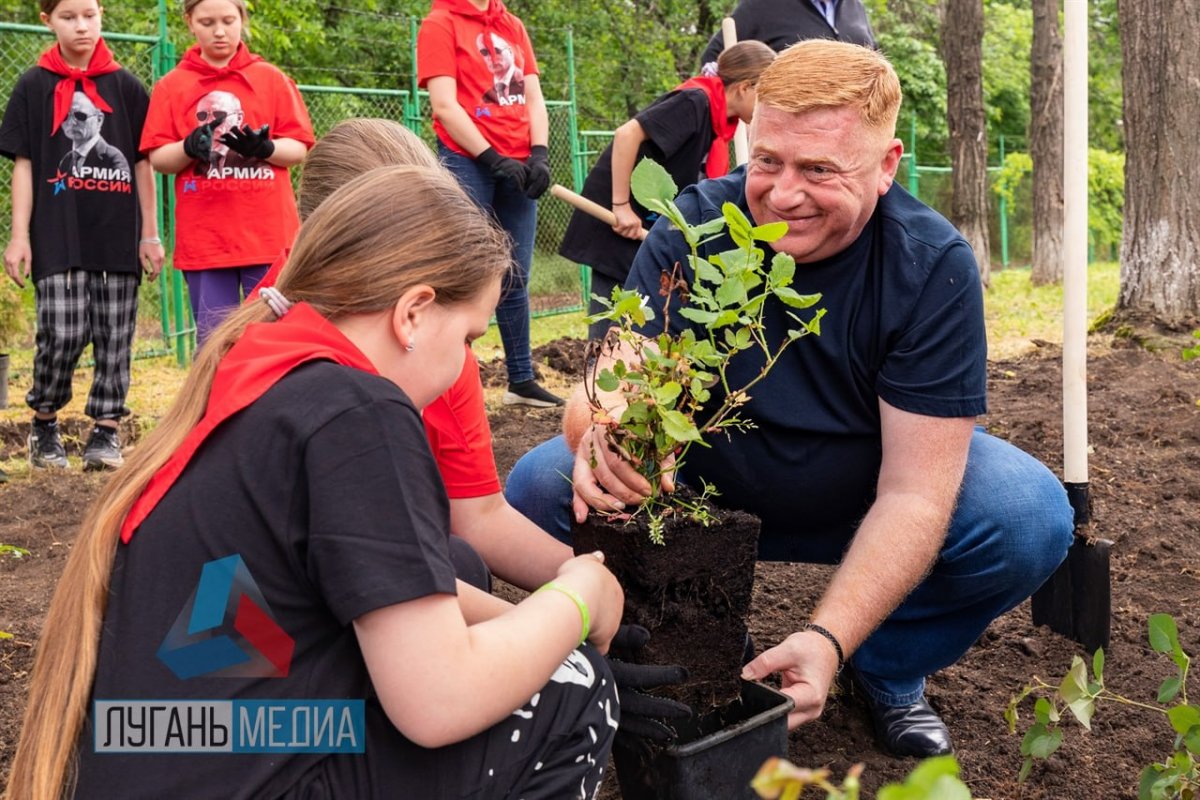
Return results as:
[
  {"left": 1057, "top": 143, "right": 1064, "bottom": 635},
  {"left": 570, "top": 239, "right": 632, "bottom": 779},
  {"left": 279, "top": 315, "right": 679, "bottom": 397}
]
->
[
  {"left": 529, "top": 250, "right": 584, "bottom": 298},
  {"left": 984, "top": 261, "right": 1120, "bottom": 359}
]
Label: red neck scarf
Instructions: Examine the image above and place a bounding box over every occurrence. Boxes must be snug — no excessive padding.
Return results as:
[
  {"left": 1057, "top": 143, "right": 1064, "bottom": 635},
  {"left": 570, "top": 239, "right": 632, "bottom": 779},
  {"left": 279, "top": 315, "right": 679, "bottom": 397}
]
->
[
  {"left": 676, "top": 76, "right": 738, "bottom": 178},
  {"left": 178, "top": 42, "right": 264, "bottom": 108},
  {"left": 37, "top": 38, "right": 121, "bottom": 136},
  {"left": 120, "top": 303, "right": 378, "bottom": 543}
]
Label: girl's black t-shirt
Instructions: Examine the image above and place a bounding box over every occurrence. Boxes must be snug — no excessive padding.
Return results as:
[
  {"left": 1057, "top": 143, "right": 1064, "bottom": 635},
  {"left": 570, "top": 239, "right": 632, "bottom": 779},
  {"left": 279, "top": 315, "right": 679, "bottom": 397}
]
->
[
  {"left": 74, "top": 362, "right": 460, "bottom": 798},
  {"left": 0, "top": 67, "right": 149, "bottom": 281}
]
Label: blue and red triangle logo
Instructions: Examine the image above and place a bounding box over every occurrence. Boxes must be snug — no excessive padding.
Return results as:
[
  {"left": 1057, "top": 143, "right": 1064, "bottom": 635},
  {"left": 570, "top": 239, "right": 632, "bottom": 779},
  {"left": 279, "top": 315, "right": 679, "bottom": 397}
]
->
[{"left": 158, "top": 554, "right": 295, "bottom": 680}]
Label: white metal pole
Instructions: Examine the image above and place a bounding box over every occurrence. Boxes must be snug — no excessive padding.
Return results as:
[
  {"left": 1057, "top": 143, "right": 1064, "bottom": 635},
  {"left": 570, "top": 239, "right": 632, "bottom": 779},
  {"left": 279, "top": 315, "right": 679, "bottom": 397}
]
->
[
  {"left": 722, "top": 17, "right": 750, "bottom": 166},
  {"left": 1063, "top": 0, "right": 1088, "bottom": 489}
]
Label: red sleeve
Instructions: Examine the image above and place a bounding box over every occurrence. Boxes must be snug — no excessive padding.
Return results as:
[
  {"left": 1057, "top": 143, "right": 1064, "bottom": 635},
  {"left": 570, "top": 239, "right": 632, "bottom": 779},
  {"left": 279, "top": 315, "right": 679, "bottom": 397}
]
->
[
  {"left": 417, "top": 11, "right": 458, "bottom": 86},
  {"left": 269, "top": 70, "right": 315, "bottom": 147},
  {"left": 139, "top": 73, "right": 183, "bottom": 153},
  {"left": 422, "top": 348, "right": 502, "bottom": 499}
]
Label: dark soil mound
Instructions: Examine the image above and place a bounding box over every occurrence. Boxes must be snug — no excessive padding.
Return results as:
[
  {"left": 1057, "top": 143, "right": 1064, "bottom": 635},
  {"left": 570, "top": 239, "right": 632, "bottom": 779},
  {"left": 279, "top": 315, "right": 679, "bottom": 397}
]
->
[{"left": 4, "top": 337, "right": 1199, "bottom": 799}]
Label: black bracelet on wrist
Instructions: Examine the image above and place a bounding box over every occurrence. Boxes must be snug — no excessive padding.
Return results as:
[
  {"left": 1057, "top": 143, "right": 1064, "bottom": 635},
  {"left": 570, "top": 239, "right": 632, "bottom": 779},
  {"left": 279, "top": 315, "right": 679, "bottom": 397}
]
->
[
  {"left": 612, "top": 200, "right": 630, "bottom": 206},
  {"left": 803, "top": 622, "right": 845, "bottom": 674}
]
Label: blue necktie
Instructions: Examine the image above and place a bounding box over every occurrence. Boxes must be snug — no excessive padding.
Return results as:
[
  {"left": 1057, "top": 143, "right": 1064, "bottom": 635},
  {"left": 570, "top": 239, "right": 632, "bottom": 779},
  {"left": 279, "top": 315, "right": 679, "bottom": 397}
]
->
[{"left": 812, "top": 0, "right": 837, "bottom": 29}]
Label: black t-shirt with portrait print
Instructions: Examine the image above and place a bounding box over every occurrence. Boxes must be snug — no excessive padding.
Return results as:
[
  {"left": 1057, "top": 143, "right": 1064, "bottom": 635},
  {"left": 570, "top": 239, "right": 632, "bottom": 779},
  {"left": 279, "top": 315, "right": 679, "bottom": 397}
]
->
[
  {"left": 74, "top": 362, "right": 466, "bottom": 799},
  {"left": 558, "top": 88, "right": 714, "bottom": 282},
  {"left": 0, "top": 66, "right": 148, "bottom": 282}
]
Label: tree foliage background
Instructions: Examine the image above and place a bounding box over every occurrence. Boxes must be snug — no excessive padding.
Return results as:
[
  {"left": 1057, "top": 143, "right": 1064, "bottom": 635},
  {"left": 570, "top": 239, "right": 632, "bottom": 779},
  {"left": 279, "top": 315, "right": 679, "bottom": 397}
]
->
[{"left": 1, "top": 0, "right": 1124, "bottom": 160}]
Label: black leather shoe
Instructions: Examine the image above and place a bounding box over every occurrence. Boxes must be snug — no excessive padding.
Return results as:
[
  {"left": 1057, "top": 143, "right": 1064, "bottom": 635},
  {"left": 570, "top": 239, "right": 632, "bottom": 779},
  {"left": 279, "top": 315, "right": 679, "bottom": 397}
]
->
[{"left": 861, "top": 692, "right": 953, "bottom": 758}]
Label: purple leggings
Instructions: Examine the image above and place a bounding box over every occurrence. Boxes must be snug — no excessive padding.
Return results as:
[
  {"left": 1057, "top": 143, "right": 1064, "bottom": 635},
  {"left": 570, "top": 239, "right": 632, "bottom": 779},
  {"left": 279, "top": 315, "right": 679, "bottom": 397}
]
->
[{"left": 184, "top": 264, "right": 269, "bottom": 346}]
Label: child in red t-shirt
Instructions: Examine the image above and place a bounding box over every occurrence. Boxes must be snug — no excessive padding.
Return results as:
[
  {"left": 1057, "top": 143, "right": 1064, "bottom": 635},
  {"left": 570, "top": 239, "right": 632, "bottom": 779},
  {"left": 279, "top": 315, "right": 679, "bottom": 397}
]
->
[
  {"left": 253, "top": 117, "right": 575, "bottom": 594},
  {"left": 1, "top": 0, "right": 165, "bottom": 472},
  {"left": 140, "top": 0, "right": 314, "bottom": 346},
  {"left": 418, "top": 0, "right": 563, "bottom": 408}
]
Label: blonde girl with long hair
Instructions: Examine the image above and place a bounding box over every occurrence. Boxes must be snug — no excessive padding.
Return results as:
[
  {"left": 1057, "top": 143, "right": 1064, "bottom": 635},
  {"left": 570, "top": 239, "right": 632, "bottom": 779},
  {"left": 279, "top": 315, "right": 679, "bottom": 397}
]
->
[{"left": 5, "top": 165, "right": 623, "bottom": 800}]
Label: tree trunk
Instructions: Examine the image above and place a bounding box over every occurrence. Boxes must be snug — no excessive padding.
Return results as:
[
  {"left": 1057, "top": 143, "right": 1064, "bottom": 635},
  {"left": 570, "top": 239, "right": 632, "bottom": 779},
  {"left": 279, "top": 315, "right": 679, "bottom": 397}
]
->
[
  {"left": 941, "top": 0, "right": 991, "bottom": 285},
  {"left": 1118, "top": 0, "right": 1200, "bottom": 324},
  {"left": 1029, "top": 0, "right": 1065, "bottom": 285}
]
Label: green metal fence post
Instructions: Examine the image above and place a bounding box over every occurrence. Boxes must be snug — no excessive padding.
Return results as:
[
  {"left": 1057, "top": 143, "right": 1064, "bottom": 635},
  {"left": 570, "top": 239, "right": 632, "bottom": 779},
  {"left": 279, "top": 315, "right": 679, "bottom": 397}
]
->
[
  {"left": 154, "top": 0, "right": 171, "bottom": 350},
  {"left": 156, "top": 31, "right": 191, "bottom": 368},
  {"left": 908, "top": 114, "right": 919, "bottom": 198},
  {"left": 563, "top": 27, "right": 590, "bottom": 307},
  {"left": 565, "top": 29, "right": 584, "bottom": 192},
  {"left": 998, "top": 134, "right": 1009, "bottom": 267},
  {"left": 406, "top": 17, "right": 422, "bottom": 133}
]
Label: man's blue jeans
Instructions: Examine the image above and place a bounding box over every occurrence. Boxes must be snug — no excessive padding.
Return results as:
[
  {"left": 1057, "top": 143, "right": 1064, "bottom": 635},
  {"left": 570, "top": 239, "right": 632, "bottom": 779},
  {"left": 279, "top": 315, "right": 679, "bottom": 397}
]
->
[
  {"left": 440, "top": 145, "right": 536, "bottom": 385},
  {"left": 504, "top": 428, "right": 1074, "bottom": 706}
]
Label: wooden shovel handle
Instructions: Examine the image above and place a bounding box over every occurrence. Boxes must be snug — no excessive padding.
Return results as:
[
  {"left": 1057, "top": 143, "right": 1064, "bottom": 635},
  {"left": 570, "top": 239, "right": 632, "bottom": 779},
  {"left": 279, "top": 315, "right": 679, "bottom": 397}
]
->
[{"left": 549, "top": 184, "right": 647, "bottom": 241}]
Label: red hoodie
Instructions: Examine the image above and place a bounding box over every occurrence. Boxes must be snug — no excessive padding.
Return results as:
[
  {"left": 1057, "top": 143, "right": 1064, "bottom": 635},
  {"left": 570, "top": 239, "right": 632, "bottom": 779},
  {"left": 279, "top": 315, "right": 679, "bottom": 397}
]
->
[
  {"left": 417, "top": 0, "right": 539, "bottom": 159},
  {"left": 140, "top": 43, "right": 315, "bottom": 270}
]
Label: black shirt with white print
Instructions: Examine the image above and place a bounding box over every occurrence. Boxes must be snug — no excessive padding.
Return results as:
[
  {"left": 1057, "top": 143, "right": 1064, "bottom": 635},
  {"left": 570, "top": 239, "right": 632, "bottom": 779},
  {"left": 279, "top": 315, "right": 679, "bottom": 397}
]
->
[
  {"left": 75, "top": 362, "right": 617, "bottom": 799},
  {"left": 0, "top": 67, "right": 148, "bottom": 282}
]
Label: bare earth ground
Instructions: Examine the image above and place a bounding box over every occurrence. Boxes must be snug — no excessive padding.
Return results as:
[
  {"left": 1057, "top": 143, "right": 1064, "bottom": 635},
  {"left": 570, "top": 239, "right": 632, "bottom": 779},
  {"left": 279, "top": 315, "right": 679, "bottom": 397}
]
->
[{"left": 2, "top": 335, "right": 1199, "bottom": 799}]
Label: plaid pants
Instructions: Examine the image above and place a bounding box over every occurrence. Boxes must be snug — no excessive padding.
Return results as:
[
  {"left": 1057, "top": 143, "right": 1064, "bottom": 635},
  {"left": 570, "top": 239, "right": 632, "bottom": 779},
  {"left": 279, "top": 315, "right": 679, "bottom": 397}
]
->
[{"left": 27, "top": 270, "right": 139, "bottom": 421}]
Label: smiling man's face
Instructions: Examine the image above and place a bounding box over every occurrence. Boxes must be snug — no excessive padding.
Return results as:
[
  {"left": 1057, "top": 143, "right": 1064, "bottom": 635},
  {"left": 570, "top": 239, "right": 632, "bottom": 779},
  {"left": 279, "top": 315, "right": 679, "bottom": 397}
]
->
[{"left": 745, "top": 104, "right": 901, "bottom": 263}]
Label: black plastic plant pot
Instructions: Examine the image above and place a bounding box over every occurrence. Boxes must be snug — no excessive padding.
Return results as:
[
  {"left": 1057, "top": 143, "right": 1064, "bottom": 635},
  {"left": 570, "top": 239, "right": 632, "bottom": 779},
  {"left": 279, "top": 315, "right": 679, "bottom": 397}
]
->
[{"left": 611, "top": 680, "right": 794, "bottom": 800}]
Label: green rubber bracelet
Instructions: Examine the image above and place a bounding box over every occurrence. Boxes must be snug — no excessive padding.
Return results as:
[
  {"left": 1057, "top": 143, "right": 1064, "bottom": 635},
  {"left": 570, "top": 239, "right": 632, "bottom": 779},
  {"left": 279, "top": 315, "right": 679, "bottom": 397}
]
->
[{"left": 537, "top": 581, "right": 591, "bottom": 646}]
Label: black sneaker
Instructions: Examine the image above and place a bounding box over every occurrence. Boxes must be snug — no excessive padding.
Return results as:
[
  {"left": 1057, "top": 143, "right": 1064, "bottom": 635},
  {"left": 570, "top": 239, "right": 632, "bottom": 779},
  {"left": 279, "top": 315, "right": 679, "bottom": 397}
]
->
[
  {"left": 503, "top": 380, "right": 565, "bottom": 408},
  {"left": 83, "top": 425, "right": 124, "bottom": 471},
  {"left": 29, "top": 418, "right": 69, "bottom": 469}
]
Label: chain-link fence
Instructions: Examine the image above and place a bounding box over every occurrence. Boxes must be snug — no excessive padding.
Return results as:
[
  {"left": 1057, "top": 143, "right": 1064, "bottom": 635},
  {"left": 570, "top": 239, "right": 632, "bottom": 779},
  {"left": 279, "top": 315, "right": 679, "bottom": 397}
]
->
[
  {"left": 3, "top": 16, "right": 1052, "bottom": 366},
  {"left": 895, "top": 156, "right": 1034, "bottom": 268}
]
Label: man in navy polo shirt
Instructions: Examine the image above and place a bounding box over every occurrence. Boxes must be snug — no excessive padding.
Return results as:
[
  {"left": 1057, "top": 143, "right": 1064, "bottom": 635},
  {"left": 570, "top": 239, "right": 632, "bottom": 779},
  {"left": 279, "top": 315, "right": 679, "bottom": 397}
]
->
[{"left": 506, "top": 40, "right": 1073, "bottom": 758}]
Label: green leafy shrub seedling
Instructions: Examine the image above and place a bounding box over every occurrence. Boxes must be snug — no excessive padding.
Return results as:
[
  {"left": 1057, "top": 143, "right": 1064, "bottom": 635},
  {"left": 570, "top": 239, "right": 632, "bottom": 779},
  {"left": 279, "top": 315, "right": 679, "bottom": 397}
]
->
[
  {"left": 585, "top": 158, "right": 826, "bottom": 544},
  {"left": 1007, "top": 613, "right": 1199, "bottom": 798},
  {"left": 751, "top": 754, "right": 973, "bottom": 799}
]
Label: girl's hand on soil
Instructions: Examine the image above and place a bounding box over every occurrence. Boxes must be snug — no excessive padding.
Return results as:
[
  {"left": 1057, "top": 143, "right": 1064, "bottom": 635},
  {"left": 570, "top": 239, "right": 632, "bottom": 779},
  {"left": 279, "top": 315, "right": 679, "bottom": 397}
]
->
[
  {"left": 554, "top": 551, "right": 624, "bottom": 655},
  {"left": 3, "top": 238, "right": 31, "bottom": 287},
  {"left": 741, "top": 629, "right": 840, "bottom": 730}
]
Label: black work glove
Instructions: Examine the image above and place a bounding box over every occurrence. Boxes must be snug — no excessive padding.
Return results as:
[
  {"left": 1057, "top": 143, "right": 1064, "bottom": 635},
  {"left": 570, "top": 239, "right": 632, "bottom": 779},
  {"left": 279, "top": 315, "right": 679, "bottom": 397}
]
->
[
  {"left": 219, "top": 123, "right": 276, "bottom": 160},
  {"left": 182, "top": 122, "right": 214, "bottom": 162},
  {"left": 523, "top": 144, "right": 551, "bottom": 199},
  {"left": 475, "top": 146, "right": 527, "bottom": 190},
  {"left": 607, "top": 624, "right": 691, "bottom": 743}
]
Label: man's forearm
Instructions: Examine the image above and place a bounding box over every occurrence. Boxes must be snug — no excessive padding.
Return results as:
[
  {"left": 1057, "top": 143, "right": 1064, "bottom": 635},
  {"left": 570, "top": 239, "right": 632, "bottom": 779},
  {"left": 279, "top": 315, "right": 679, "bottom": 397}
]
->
[
  {"left": 562, "top": 334, "right": 647, "bottom": 449},
  {"left": 810, "top": 492, "right": 952, "bottom": 658}
]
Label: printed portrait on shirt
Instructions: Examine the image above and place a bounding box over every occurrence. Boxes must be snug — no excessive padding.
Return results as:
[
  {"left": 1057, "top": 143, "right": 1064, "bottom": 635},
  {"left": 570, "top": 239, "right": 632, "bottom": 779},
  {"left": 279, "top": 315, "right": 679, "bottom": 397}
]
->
[
  {"left": 192, "top": 90, "right": 255, "bottom": 175},
  {"left": 476, "top": 32, "right": 525, "bottom": 106},
  {"left": 57, "top": 90, "right": 130, "bottom": 179}
]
